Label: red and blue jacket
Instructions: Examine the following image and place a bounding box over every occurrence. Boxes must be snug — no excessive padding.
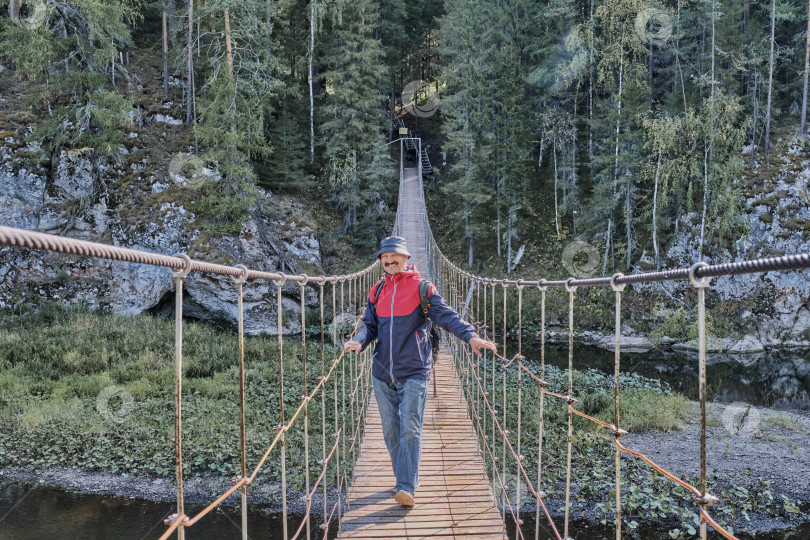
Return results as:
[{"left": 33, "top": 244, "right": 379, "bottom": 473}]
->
[{"left": 355, "top": 264, "right": 476, "bottom": 383}]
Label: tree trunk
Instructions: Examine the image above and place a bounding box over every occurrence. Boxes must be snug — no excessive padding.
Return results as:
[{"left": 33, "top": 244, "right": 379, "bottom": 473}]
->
[
  {"left": 507, "top": 205, "right": 513, "bottom": 274},
  {"left": 496, "top": 190, "right": 502, "bottom": 257},
  {"left": 649, "top": 36, "right": 653, "bottom": 108},
  {"left": 625, "top": 174, "right": 632, "bottom": 270},
  {"left": 224, "top": 8, "right": 234, "bottom": 78},
  {"left": 700, "top": 143, "right": 708, "bottom": 257},
  {"left": 309, "top": 2, "right": 315, "bottom": 163},
  {"left": 652, "top": 148, "right": 662, "bottom": 269},
  {"left": 588, "top": 0, "right": 594, "bottom": 177},
  {"left": 553, "top": 138, "right": 560, "bottom": 236},
  {"left": 537, "top": 132, "right": 544, "bottom": 170},
  {"left": 186, "top": 0, "right": 194, "bottom": 126},
  {"left": 602, "top": 219, "right": 612, "bottom": 276},
  {"left": 802, "top": 0, "right": 810, "bottom": 134},
  {"left": 764, "top": 0, "right": 776, "bottom": 165},
  {"left": 699, "top": 22, "right": 706, "bottom": 99},
  {"left": 352, "top": 150, "right": 358, "bottom": 225},
  {"left": 701, "top": 0, "right": 717, "bottom": 260},
  {"left": 467, "top": 215, "right": 473, "bottom": 268},
  {"left": 605, "top": 50, "right": 624, "bottom": 274},
  {"left": 751, "top": 74, "right": 759, "bottom": 164},
  {"left": 571, "top": 88, "right": 578, "bottom": 212},
  {"left": 162, "top": 10, "right": 168, "bottom": 96}
]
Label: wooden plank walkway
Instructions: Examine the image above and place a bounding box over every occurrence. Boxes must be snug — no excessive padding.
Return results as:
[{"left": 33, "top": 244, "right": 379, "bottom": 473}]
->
[{"left": 339, "top": 355, "right": 506, "bottom": 539}]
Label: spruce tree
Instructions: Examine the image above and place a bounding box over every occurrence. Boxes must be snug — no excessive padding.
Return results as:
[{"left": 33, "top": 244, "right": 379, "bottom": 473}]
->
[{"left": 318, "top": 0, "right": 394, "bottom": 245}]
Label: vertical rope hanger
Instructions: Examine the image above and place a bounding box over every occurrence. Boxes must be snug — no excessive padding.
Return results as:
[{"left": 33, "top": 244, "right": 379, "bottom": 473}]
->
[
  {"left": 318, "top": 281, "right": 328, "bottom": 532},
  {"left": 348, "top": 277, "right": 356, "bottom": 470},
  {"left": 563, "top": 278, "right": 577, "bottom": 540},
  {"left": 689, "top": 262, "right": 713, "bottom": 540},
  {"left": 534, "top": 282, "right": 548, "bottom": 540},
  {"left": 276, "top": 276, "right": 289, "bottom": 540},
  {"left": 339, "top": 279, "right": 347, "bottom": 512},
  {"left": 171, "top": 253, "right": 191, "bottom": 539},
  {"left": 490, "top": 281, "right": 496, "bottom": 491},
  {"left": 501, "top": 282, "right": 508, "bottom": 526},
  {"left": 231, "top": 264, "right": 249, "bottom": 540},
  {"left": 515, "top": 282, "right": 524, "bottom": 539},
  {"left": 482, "top": 279, "right": 488, "bottom": 456},
  {"left": 331, "top": 280, "right": 341, "bottom": 531},
  {"left": 299, "top": 276, "right": 311, "bottom": 540},
  {"left": 476, "top": 279, "right": 482, "bottom": 442},
  {"left": 610, "top": 273, "right": 626, "bottom": 539}
]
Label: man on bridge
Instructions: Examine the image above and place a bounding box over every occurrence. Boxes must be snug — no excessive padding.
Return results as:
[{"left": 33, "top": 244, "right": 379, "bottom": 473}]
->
[{"left": 343, "top": 236, "right": 497, "bottom": 508}]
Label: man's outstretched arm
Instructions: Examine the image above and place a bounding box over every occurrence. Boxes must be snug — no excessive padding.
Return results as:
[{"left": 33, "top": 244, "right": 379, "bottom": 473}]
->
[{"left": 426, "top": 286, "right": 497, "bottom": 357}]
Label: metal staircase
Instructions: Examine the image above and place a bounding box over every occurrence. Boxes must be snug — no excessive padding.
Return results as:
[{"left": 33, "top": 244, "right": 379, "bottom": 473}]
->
[{"left": 395, "top": 118, "right": 435, "bottom": 176}]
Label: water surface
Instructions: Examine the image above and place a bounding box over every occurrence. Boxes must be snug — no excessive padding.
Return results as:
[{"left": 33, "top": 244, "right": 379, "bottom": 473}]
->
[{"left": 520, "top": 340, "right": 810, "bottom": 410}]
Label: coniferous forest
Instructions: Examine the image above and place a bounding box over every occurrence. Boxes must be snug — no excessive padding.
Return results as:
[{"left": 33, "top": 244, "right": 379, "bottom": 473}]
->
[{"left": 2, "top": 0, "right": 810, "bottom": 275}]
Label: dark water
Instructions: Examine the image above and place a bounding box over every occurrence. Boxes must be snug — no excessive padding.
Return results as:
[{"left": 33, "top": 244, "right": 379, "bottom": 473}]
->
[
  {"left": 521, "top": 340, "right": 810, "bottom": 410},
  {"left": 1, "top": 479, "right": 806, "bottom": 539},
  {"left": 0, "top": 480, "right": 336, "bottom": 540}
]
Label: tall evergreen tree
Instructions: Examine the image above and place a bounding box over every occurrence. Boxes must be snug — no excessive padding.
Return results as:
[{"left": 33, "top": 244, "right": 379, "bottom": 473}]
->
[
  {"left": 191, "top": 0, "right": 282, "bottom": 234},
  {"left": 318, "top": 0, "right": 394, "bottom": 244}
]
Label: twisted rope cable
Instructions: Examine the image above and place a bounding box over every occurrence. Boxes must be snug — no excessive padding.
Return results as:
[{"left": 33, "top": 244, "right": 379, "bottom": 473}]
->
[{"left": 0, "top": 225, "right": 378, "bottom": 284}]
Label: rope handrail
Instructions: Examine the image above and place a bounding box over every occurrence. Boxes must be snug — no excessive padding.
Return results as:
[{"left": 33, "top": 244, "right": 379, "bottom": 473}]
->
[
  {"left": 0, "top": 223, "right": 379, "bottom": 540},
  {"left": 434, "top": 246, "right": 810, "bottom": 287},
  {"left": 438, "top": 264, "right": 738, "bottom": 540},
  {"left": 0, "top": 225, "right": 377, "bottom": 283}
]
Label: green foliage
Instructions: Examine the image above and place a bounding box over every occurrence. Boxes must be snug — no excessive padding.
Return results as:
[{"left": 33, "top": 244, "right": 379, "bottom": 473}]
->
[
  {"left": 0, "top": 0, "right": 141, "bottom": 155},
  {"left": 192, "top": 173, "right": 259, "bottom": 236}
]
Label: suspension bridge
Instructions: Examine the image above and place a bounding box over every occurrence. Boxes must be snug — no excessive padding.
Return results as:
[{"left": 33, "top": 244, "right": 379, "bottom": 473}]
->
[{"left": 2, "top": 137, "right": 810, "bottom": 540}]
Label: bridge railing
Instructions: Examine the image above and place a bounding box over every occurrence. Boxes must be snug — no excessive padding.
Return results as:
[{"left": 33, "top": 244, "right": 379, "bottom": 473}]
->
[
  {"left": 411, "top": 181, "right": 810, "bottom": 539},
  {"left": 0, "top": 225, "right": 380, "bottom": 540}
]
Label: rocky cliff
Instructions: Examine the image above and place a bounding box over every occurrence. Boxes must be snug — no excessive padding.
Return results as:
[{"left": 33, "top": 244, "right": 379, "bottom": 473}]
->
[{"left": 0, "top": 117, "right": 327, "bottom": 335}]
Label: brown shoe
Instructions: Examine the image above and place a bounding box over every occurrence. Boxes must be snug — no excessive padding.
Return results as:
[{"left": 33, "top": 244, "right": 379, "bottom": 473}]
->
[{"left": 394, "top": 490, "right": 414, "bottom": 507}]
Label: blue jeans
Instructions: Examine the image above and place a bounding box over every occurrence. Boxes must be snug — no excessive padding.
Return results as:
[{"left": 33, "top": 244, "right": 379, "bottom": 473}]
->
[{"left": 372, "top": 375, "right": 429, "bottom": 494}]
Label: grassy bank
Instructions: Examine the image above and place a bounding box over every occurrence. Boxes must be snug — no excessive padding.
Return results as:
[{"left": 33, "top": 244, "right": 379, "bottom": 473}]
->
[{"left": 0, "top": 304, "right": 347, "bottom": 491}]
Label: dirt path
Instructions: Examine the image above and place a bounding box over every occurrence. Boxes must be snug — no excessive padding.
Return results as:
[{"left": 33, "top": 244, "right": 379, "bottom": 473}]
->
[{"left": 628, "top": 404, "right": 810, "bottom": 501}]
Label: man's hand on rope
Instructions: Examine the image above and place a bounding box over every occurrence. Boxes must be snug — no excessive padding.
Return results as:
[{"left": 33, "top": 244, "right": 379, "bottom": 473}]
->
[
  {"left": 343, "top": 340, "right": 362, "bottom": 354},
  {"left": 469, "top": 336, "right": 497, "bottom": 357}
]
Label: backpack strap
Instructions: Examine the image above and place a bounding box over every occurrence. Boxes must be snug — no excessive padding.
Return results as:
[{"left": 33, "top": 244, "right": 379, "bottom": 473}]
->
[
  {"left": 371, "top": 278, "right": 385, "bottom": 308},
  {"left": 418, "top": 280, "right": 433, "bottom": 316}
]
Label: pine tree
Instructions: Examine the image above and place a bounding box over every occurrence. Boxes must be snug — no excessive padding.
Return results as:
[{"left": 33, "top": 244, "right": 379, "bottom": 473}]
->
[
  {"left": 191, "top": 0, "right": 282, "bottom": 234},
  {"left": 318, "top": 0, "right": 395, "bottom": 245}
]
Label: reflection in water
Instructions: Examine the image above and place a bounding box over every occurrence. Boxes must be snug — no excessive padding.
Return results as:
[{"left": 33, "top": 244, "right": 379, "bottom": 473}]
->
[
  {"left": 521, "top": 340, "right": 810, "bottom": 410},
  {"left": 0, "top": 480, "right": 333, "bottom": 540}
]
